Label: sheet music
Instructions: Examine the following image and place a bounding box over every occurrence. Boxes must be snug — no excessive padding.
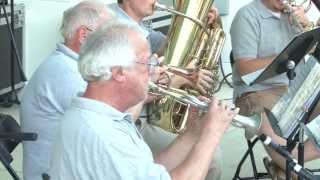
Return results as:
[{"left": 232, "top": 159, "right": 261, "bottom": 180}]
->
[
  {"left": 271, "top": 56, "right": 320, "bottom": 138},
  {"left": 241, "top": 68, "right": 265, "bottom": 85}
]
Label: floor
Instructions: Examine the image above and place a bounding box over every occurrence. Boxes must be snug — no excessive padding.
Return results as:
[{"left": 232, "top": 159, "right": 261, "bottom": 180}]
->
[{"left": 0, "top": 84, "right": 319, "bottom": 180}]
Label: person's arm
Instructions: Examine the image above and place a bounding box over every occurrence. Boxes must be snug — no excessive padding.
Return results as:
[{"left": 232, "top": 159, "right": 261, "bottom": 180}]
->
[
  {"left": 231, "top": 9, "right": 270, "bottom": 76},
  {"left": 153, "top": 103, "right": 205, "bottom": 169},
  {"left": 235, "top": 55, "right": 276, "bottom": 76},
  {"left": 290, "top": 6, "right": 313, "bottom": 31},
  {"left": 155, "top": 97, "right": 238, "bottom": 180},
  {"left": 169, "top": 66, "right": 214, "bottom": 95}
]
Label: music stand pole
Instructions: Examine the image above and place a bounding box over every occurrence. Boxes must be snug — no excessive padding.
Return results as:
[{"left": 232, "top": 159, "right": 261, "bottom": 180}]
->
[
  {"left": 297, "top": 123, "right": 305, "bottom": 180},
  {"left": 260, "top": 134, "right": 317, "bottom": 180},
  {"left": 283, "top": 85, "right": 320, "bottom": 180}
]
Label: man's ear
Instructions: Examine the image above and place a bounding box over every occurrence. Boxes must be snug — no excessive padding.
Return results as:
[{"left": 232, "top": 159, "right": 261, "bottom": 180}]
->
[
  {"left": 78, "top": 26, "right": 89, "bottom": 44},
  {"left": 111, "top": 67, "right": 126, "bottom": 82}
]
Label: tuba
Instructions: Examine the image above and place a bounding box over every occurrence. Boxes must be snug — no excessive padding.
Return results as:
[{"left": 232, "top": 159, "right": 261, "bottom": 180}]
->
[{"left": 150, "top": 0, "right": 226, "bottom": 133}]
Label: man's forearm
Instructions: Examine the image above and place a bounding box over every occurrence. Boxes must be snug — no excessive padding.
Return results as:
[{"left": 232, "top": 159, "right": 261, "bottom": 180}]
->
[
  {"left": 169, "top": 127, "right": 224, "bottom": 180},
  {"left": 154, "top": 130, "right": 198, "bottom": 171},
  {"left": 236, "top": 56, "right": 276, "bottom": 76},
  {"left": 169, "top": 75, "right": 191, "bottom": 89}
]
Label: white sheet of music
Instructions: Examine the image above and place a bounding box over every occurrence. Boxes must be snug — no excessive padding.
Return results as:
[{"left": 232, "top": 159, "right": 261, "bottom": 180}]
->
[
  {"left": 241, "top": 68, "right": 265, "bottom": 86},
  {"left": 271, "top": 56, "right": 320, "bottom": 138}
]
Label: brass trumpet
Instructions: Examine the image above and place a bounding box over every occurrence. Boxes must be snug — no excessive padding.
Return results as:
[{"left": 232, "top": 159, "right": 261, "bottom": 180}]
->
[{"left": 149, "top": 82, "right": 261, "bottom": 139}]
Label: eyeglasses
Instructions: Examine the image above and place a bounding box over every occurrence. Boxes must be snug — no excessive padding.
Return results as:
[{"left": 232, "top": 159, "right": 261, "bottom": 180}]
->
[
  {"left": 83, "top": 26, "right": 94, "bottom": 32},
  {"left": 135, "top": 54, "right": 160, "bottom": 74}
]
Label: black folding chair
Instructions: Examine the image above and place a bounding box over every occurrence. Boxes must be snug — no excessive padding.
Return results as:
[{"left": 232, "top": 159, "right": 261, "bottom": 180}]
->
[{"left": 0, "top": 113, "right": 37, "bottom": 180}]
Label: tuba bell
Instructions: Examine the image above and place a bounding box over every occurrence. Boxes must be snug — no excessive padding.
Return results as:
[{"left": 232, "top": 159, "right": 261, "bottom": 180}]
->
[{"left": 150, "top": 0, "right": 226, "bottom": 133}]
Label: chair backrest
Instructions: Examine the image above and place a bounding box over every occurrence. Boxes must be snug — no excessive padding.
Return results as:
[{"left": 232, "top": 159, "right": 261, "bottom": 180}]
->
[
  {"left": 230, "top": 51, "right": 235, "bottom": 67},
  {"left": 0, "top": 114, "right": 20, "bottom": 153},
  {"left": 42, "top": 173, "right": 50, "bottom": 180}
]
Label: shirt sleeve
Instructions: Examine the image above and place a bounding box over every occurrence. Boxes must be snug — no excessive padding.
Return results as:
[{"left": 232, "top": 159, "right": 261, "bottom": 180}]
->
[
  {"left": 230, "top": 9, "right": 259, "bottom": 61},
  {"left": 147, "top": 30, "right": 167, "bottom": 54}
]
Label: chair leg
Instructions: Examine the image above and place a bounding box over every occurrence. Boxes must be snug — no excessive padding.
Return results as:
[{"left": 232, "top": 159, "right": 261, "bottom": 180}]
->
[
  {"left": 0, "top": 145, "right": 20, "bottom": 180},
  {"left": 233, "top": 137, "right": 270, "bottom": 180},
  {"left": 248, "top": 139, "right": 259, "bottom": 178}
]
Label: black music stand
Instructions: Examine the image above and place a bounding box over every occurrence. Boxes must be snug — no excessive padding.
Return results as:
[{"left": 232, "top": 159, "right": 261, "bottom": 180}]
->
[
  {"left": 314, "top": 41, "right": 320, "bottom": 61},
  {"left": 256, "top": 27, "right": 320, "bottom": 180},
  {"left": 251, "top": 27, "right": 320, "bottom": 85}
]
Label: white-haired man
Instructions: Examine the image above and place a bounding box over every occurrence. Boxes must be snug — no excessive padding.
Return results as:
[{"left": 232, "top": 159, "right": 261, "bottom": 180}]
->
[
  {"left": 20, "top": 2, "right": 113, "bottom": 180},
  {"left": 109, "top": 1, "right": 223, "bottom": 179},
  {"left": 49, "top": 21, "right": 239, "bottom": 180}
]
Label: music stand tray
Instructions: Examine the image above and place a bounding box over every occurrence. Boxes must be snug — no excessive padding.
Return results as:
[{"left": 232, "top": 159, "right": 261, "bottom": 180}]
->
[{"left": 249, "top": 27, "right": 320, "bottom": 85}]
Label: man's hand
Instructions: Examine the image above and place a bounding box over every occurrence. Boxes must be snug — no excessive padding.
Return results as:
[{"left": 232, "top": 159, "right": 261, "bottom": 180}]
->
[
  {"left": 207, "top": 6, "right": 219, "bottom": 25},
  {"left": 290, "top": 5, "right": 311, "bottom": 28},
  {"left": 202, "top": 97, "right": 239, "bottom": 137},
  {"left": 150, "top": 55, "right": 167, "bottom": 83},
  {"left": 190, "top": 69, "right": 215, "bottom": 95},
  {"left": 185, "top": 96, "right": 210, "bottom": 136}
]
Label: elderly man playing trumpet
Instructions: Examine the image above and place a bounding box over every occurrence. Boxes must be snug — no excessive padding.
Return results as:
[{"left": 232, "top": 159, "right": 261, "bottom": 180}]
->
[
  {"left": 109, "top": 1, "right": 225, "bottom": 179},
  {"left": 49, "top": 21, "right": 239, "bottom": 180}
]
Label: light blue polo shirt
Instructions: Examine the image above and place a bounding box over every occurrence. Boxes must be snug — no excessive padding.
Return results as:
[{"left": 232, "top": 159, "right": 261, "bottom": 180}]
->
[
  {"left": 20, "top": 43, "right": 87, "bottom": 180},
  {"left": 109, "top": 3, "right": 166, "bottom": 53},
  {"left": 49, "top": 97, "right": 171, "bottom": 180},
  {"left": 230, "top": 0, "right": 300, "bottom": 99}
]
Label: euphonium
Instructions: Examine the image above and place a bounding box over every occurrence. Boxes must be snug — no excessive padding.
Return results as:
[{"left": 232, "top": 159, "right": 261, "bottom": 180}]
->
[{"left": 151, "top": 0, "right": 226, "bottom": 133}]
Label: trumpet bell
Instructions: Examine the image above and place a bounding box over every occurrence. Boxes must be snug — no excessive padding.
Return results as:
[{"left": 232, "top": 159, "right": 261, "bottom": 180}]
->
[{"left": 233, "top": 114, "right": 262, "bottom": 140}]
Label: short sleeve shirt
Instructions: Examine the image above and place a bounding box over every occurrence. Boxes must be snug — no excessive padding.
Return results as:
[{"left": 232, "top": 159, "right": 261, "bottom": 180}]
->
[
  {"left": 49, "top": 97, "right": 171, "bottom": 180},
  {"left": 109, "top": 3, "right": 166, "bottom": 53},
  {"left": 230, "top": 0, "right": 299, "bottom": 98}
]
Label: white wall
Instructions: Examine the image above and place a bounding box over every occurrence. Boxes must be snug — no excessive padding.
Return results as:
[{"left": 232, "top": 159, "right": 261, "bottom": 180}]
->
[
  {"left": 20, "top": 0, "right": 116, "bottom": 78},
  {"left": 20, "top": 0, "right": 244, "bottom": 78},
  {"left": 21, "top": 0, "right": 319, "bottom": 78}
]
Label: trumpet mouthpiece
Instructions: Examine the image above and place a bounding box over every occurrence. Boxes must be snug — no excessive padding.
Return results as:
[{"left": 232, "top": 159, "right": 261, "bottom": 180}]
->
[{"left": 154, "top": 2, "right": 167, "bottom": 11}]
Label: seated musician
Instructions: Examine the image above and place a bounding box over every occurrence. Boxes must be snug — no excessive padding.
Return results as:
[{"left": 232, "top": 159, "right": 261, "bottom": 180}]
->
[
  {"left": 49, "top": 21, "right": 239, "bottom": 180},
  {"left": 110, "top": 1, "right": 225, "bottom": 180},
  {"left": 230, "top": 0, "right": 320, "bottom": 178}
]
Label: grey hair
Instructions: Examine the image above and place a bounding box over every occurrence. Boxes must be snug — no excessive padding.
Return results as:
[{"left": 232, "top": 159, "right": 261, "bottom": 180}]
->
[
  {"left": 78, "top": 21, "right": 143, "bottom": 82},
  {"left": 60, "top": 1, "right": 114, "bottom": 41}
]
